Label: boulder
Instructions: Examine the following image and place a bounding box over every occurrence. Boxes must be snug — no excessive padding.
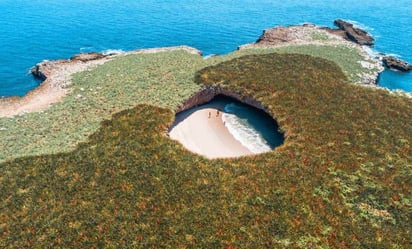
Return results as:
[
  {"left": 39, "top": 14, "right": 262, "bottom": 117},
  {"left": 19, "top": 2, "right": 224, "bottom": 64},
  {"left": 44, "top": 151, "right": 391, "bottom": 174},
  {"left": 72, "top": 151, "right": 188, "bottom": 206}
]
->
[
  {"left": 30, "top": 64, "right": 47, "bottom": 80},
  {"left": 382, "top": 56, "right": 412, "bottom": 72},
  {"left": 333, "top": 19, "right": 374, "bottom": 46},
  {"left": 70, "top": 52, "right": 105, "bottom": 62}
]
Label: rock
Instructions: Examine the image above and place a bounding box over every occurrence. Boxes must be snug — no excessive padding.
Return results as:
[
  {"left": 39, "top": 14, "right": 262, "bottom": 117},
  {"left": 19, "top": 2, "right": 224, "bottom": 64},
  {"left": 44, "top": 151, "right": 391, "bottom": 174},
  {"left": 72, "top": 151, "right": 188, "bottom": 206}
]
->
[
  {"left": 333, "top": 19, "right": 374, "bottom": 46},
  {"left": 30, "top": 64, "right": 47, "bottom": 80},
  {"left": 176, "top": 86, "right": 269, "bottom": 115},
  {"left": 255, "top": 26, "right": 298, "bottom": 45},
  {"left": 382, "top": 56, "right": 412, "bottom": 72},
  {"left": 70, "top": 52, "right": 105, "bottom": 62}
]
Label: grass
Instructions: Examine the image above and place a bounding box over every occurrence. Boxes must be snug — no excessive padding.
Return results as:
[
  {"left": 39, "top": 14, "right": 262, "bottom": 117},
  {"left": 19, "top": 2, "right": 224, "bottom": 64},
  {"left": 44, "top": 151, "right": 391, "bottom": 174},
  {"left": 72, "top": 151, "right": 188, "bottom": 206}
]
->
[
  {"left": 0, "top": 50, "right": 205, "bottom": 163},
  {"left": 0, "top": 45, "right": 377, "bottom": 164},
  {"left": 1, "top": 52, "right": 411, "bottom": 248},
  {"left": 236, "top": 44, "right": 380, "bottom": 84},
  {"left": 310, "top": 31, "right": 333, "bottom": 41}
]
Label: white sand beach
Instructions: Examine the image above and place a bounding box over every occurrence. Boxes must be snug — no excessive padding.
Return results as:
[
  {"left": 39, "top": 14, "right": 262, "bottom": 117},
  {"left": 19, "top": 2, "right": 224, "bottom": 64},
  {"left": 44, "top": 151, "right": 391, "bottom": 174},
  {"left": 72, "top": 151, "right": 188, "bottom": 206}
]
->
[{"left": 169, "top": 106, "right": 253, "bottom": 159}]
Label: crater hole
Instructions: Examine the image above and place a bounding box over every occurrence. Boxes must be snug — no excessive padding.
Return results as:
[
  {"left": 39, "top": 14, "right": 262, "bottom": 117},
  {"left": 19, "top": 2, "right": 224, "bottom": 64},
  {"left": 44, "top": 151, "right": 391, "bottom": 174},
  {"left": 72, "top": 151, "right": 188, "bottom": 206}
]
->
[{"left": 168, "top": 95, "right": 284, "bottom": 159}]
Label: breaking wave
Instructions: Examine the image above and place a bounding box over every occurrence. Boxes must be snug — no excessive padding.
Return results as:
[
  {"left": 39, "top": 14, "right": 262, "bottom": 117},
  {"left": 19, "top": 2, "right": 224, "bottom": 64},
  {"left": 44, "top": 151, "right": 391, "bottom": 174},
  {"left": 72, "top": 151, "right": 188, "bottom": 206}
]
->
[{"left": 222, "top": 103, "right": 272, "bottom": 154}]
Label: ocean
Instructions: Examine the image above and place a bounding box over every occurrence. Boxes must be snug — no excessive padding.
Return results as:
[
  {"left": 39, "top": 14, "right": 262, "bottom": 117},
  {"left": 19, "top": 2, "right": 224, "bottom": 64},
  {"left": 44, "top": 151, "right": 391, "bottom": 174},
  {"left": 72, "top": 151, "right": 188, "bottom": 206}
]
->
[{"left": 0, "top": 0, "right": 411, "bottom": 97}]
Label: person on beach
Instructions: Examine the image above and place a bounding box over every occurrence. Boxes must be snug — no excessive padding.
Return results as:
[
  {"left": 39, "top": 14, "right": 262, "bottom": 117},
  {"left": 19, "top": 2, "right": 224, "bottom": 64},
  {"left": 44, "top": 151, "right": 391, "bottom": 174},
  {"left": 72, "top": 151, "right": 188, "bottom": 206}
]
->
[
  {"left": 208, "top": 112, "right": 211, "bottom": 118},
  {"left": 216, "top": 110, "right": 220, "bottom": 117}
]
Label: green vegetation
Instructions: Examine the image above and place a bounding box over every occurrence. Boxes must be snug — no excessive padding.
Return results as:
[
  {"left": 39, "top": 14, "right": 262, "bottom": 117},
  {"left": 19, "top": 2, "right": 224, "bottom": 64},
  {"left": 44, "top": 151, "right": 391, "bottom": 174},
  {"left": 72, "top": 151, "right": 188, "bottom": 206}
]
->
[
  {"left": 1, "top": 52, "right": 411, "bottom": 248},
  {"left": 0, "top": 45, "right": 376, "bottom": 164},
  {"left": 0, "top": 50, "right": 205, "bottom": 163},
  {"left": 310, "top": 31, "right": 333, "bottom": 41},
  {"left": 238, "top": 45, "right": 379, "bottom": 84}
]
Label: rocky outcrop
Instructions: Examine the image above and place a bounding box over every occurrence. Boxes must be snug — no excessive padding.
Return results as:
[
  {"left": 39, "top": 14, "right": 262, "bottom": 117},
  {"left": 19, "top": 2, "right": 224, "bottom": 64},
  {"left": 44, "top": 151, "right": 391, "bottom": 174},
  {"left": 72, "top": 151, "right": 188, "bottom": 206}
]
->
[
  {"left": 253, "top": 20, "right": 374, "bottom": 47},
  {"left": 31, "top": 60, "right": 67, "bottom": 81},
  {"left": 31, "top": 52, "right": 107, "bottom": 81},
  {"left": 176, "top": 86, "right": 269, "bottom": 115},
  {"left": 332, "top": 19, "right": 374, "bottom": 46},
  {"left": 31, "top": 46, "right": 202, "bottom": 81},
  {"left": 70, "top": 52, "right": 106, "bottom": 62},
  {"left": 31, "top": 64, "right": 47, "bottom": 81},
  {"left": 382, "top": 56, "right": 412, "bottom": 72},
  {"left": 255, "top": 26, "right": 298, "bottom": 46}
]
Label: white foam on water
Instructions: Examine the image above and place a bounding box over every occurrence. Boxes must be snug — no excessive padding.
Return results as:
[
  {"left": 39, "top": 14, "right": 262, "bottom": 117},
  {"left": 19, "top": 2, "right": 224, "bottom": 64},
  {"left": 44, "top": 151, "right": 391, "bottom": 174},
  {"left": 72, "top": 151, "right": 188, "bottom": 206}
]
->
[
  {"left": 102, "top": 49, "right": 125, "bottom": 55},
  {"left": 222, "top": 103, "right": 272, "bottom": 154},
  {"left": 362, "top": 46, "right": 381, "bottom": 59},
  {"left": 80, "top": 46, "right": 94, "bottom": 52}
]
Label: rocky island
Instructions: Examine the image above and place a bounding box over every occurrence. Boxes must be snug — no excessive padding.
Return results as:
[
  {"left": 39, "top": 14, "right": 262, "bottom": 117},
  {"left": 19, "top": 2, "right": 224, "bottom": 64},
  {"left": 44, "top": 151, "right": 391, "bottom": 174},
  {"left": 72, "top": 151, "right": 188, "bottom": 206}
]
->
[{"left": 0, "top": 21, "right": 411, "bottom": 248}]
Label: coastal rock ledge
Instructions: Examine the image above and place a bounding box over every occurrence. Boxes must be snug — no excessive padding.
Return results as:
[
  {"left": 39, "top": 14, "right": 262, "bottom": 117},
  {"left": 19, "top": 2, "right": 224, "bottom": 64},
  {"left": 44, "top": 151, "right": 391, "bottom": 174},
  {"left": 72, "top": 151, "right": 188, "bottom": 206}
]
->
[
  {"left": 382, "top": 56, "right": 412, "bottom": 72},
  {"left": 329, "top": 19, "right": 374, "bottom": 46},
  {"left": 253, "top": 19, "right": 375, "bottom": 47}
]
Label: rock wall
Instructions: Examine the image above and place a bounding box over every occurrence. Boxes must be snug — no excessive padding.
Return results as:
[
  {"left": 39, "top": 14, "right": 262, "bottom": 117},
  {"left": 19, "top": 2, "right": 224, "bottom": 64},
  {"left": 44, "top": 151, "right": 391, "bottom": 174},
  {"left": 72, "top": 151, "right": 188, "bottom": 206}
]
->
[{"left": 175, "top": 86, "right": 269, "bottom": 114}]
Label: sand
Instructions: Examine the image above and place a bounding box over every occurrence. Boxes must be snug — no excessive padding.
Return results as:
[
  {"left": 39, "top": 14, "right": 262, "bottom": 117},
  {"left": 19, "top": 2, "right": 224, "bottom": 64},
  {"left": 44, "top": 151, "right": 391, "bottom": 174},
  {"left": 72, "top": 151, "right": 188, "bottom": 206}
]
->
[
  {"left": 0, "top": 46, "right": 201, "bottom": 118},
  {"left": 169, "top": 106, "right": 254, "bottom": 159}
]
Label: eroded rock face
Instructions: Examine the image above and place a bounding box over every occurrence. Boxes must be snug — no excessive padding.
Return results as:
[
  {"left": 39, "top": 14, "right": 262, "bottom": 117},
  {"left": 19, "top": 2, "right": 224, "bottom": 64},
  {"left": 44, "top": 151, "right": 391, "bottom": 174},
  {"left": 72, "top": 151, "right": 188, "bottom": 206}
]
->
[
  {"left": 382, "top": 56, "right": 412, "bottom": 72},
  {"left": 31, "top": 53, "right": 106, "bottom": 81},
  {"left": 31, "top": 64, "right": 47, "bottom": 80},
  {"left": 176, "top": 86, "right": 269, "bottom": 115},
  {"left": 30, "top": 59, "right": 70, "bottom": 81},
  {"left": 333, "top": 19, "right": 374, "bottom": 46},
  {"left": 256, "top": 26, "right": 297, "bottom": 45}
]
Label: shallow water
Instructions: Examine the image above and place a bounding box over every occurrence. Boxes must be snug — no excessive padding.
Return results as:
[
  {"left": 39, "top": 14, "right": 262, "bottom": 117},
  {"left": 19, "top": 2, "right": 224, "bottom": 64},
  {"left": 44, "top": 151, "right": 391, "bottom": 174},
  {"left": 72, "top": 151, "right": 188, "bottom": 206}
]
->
[
  {"left": 223, "top": 102, "right": 284, "bottom": 153},
  {"left": 190, "top": 96, "right": 284, "bottom": 154},
  {"left": 0, "top": 0, "right": 411, "bottom": 97}
]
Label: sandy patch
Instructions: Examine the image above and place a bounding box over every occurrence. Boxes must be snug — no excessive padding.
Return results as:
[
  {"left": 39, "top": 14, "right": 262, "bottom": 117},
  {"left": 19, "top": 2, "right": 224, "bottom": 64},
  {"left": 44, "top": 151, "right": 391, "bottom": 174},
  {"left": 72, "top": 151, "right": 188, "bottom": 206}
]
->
[
  {"left": 169, "top": 106, "right": 253, "bottom": 159},
  {"left": 0, "top": 46, "right": 201, "bottom": 118}
]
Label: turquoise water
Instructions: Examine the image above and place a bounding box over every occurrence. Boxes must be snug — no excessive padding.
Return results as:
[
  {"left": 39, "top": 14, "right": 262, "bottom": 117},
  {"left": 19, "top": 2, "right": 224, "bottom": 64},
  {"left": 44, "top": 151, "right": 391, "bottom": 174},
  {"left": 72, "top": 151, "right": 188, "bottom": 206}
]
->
[
  {"left": 222, "top": 101, "right": 284, "bottom": 153},
  {"left": 0, "top": 0, "right": 411, "bottom": 97},
  {"left": 179, "top": 95, "right": 284, "bottom": 153}
]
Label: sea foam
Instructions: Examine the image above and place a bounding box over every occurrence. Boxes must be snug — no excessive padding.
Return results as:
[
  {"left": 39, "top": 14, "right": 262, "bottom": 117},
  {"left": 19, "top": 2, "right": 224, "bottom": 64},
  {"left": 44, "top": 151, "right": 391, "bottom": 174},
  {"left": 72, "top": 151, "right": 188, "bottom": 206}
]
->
[{"left": 222, "top": 103, "right": 272, "bottom": 154}]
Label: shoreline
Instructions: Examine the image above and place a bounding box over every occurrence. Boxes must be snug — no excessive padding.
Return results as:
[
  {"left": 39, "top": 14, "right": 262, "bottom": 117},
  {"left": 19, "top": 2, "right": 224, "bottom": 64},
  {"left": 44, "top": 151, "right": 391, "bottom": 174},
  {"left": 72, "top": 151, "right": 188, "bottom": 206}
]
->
[
  {"left": 0, "top": 46, "right": 202, "bottom": 118},
  {"left": 169, "top": 106, "right": 254, "bottom": 159},
  {"left": 1, "top": 22, "right": 410, "bottom": 118},
  {"left": 238, "top": 24, "right": 385, "bottom": 86}
]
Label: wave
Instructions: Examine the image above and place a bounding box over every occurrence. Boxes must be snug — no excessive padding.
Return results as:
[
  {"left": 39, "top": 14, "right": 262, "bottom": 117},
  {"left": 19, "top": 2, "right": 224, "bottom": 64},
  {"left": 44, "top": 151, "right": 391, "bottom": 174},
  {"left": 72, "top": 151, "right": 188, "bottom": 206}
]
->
[
  {"left": 101, "top": 49, "right": 125, "bottom": 56},
  {"left": 203, "top": 54, "right": 218, "bottom": 59},
  {"left": 362, "top": 46, "right": 382, "bottom": 59},
  {"left": 222, "top": 103, "right": 272, "bottom": 154},
  {"left": 79, "top": 46, "right": 94, "bottom": 53},
  {"left": 362, "top": 45, "right": 402, "bottom": 61}
]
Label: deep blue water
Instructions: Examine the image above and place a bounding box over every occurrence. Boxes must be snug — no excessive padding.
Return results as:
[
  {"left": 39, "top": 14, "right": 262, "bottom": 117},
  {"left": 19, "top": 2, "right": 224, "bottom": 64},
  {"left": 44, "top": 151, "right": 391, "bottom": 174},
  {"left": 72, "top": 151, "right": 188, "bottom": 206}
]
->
[{"left": 0, "top": 0, "right": 411, "bottom": 97}]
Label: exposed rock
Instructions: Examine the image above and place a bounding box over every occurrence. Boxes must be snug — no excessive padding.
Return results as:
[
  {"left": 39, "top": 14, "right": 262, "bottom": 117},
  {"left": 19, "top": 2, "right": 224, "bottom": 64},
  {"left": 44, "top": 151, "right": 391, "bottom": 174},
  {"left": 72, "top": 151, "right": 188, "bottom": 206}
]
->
[
  {"left": 176, "top": 86, "right": 269, "bottom": 115},
  {"left": 253, "top": 20, "right": 374, "bottom": 48},
  {"left": 31, "top": 64, "right": 47, "bottom": 80},
  {"left": 30, "top": 59, "right": 71, "bottom": 82},
  {"left": 256, "top": 26, "right": 297, "bottom": 45},
  {"left": 333, "top": 19, "right": 374, "bottom": 46},
  {"left": 70, "top": 52, "right": 106, "bottom": 62},
  {"left": 0, "top": 46, "right": 204, "bottom": 118},
  {"left": 320, "top": 27, "right": 347, "bottom": 39},
  {"left": 382, "top": 56, "right": 412, "bottom": 72}
]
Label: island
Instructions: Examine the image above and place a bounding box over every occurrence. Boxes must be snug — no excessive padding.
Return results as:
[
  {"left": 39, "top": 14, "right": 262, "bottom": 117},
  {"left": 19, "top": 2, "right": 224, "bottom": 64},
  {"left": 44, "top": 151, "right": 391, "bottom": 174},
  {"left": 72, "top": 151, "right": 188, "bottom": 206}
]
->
[{"left": 0, "top": 21, "right": 411, "bottom": 248}]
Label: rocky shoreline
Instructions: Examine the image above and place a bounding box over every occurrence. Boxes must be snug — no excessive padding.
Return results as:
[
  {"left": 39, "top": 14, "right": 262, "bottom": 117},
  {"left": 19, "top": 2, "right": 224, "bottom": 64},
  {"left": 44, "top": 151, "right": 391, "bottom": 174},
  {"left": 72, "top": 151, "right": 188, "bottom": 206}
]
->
[
  {"left": 238, "top": 21, "right": 384, "bottom": 85},
  {"left": 0, "top": 46, "right": 201, "bottom": 118},
  {"left": 243, "top": 19, "right": 411, "bottom": 73},
  {"left": 1, "top": 20, "right": 410, "bottom": 118}
]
